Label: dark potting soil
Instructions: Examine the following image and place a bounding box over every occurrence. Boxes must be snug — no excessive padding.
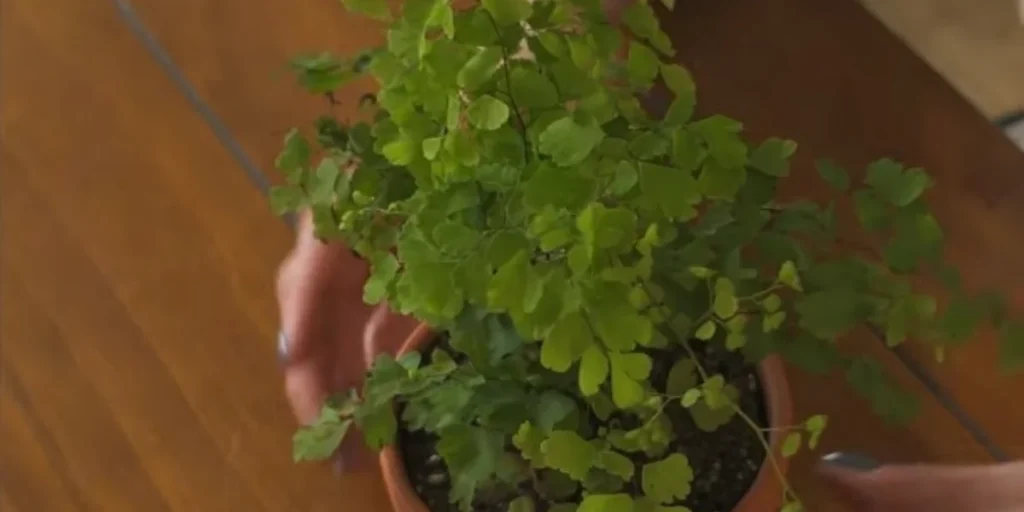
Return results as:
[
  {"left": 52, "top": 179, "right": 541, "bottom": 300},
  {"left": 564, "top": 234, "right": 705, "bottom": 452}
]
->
[{"left": 398, "top": 341, "right": 769, "bottom": 512}]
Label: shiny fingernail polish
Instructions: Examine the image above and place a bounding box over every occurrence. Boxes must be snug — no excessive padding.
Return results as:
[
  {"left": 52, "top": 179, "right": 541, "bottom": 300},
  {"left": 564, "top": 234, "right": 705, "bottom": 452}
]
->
[
  {"left": 277, "top": 330, "right": 291, "bottom": 366},
  {"left": 821, "top": 452, "right": 879, "bottom": 471}
]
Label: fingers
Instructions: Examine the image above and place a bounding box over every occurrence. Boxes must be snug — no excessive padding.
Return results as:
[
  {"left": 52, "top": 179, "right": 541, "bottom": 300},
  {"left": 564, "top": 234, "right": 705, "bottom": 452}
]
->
[
  {"left": 284, "top": 358, "right": 329, "bottom": 425},
  {"left": 818, "top": 453, "right": 1024, "bottom": 512},
  {"left": 277, "top": 211, "right": 359, "bottom": 425},
  {"left": 363, "top": 304, "right": 422, "bottom": 367}
]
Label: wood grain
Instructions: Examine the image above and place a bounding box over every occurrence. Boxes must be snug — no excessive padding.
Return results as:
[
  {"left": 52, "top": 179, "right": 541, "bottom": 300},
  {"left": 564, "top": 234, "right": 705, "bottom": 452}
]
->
[{"left": 1, "top": 0, "right": 386, "bottom": 510}]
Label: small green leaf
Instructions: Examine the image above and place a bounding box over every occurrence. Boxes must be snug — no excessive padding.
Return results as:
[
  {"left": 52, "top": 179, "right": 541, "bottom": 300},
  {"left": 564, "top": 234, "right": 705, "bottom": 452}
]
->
[
  {"left": 795, "top": 289, "right": 863, "bottom": 340},
  {"left": 697, "top": 161, "right": 746, "bottom": 200},
  {"left": 701, "top": 375, "right": 727, "bottom": 408},
  {"left": 853, "top": 189, "right": 888, "bottom": 231},
  {"left": 482, "top": 0, "right": 532, "bottom": 25},
  {"left": 690, "top": 383, "right": 738, "bottom": 432},
  {"left": 609, "top": 352, "right": 649, "bottom": 408},
  {"left": 381, "top": 136, "right": 418, "bottom": 165},
  {"left": 725, "top": 332, "right": 746, "bottom": 351},
  {"left": 865, "top": 159, "right": 933, "bottom": 207},
  {"left": 510, "top": 67, "right": 559, "bottom": 108},
  {"left": 629, "top": 132, "right": 669, "bottom": 159},
  {"left": 269, "top": 185, "right": 306, "bottom": 216},
  {"left": 660, "top": 63, "right": 694, "bottom": 96},
  {"left": 467, "top": 95, "right": 510, "bottom": 131},
  {"left": 276, "top": 128, "right": 312, "bottom": 175},
  {"left": 421, "top": 136, "right": 443, "bottom": 160},
  {"left": 360, "top": 404, "right": 398, "bottom": 450},
  {"left": 666, "top": 358, "right": 698, "bottom": 396},
  {"left": 437, "top": 425, "right": 504, "bottom": 508},
  {"left": 777, "top": 260, "right": 802, "bottom": 291},
  {"left": 641, "top": 453, "right": 694, "bottom": 504},
  {"left": 488, "top": 250, "right": 530, "bottom": 311},
  {"left": 539, "top": 115, "right": 606, "bottom": 167},
  {"left": 691, "top": 115, "right": 746, "bottom": 168},
  {"left": 568, "top": 36, "right": 596, "bottom": 71},
  {"left": 688, "top": 266, "right": 714, "bottom": 278},
  {"left": 815, "top": 159, "right": 849, "bottom": 191},
  {"left": 292, "top": 402, "right": 353, "bottom": 462},
  {"left": 596, "top": 450, "right": 635, "bottom": 480},
  {"left": 457, "top": 46, "right": 503, "bottom": 91},
  {"left": 762, "top": 311, "right": 787, "bottom": 333},
  {"left": 579, "top": 345, "right": 610, "bottom": 396},
  {"left": 309, "top": 158, "right": 342, "bottom": 204},
  {"left": 534, "top": 391, "right": 576, "bottom": 432},
  {"left": 695, "top": 321, "right": 716, "bottom": 340},
  {"left": 445, "top": 93, "right": 461, "bottom": 130},
  {"left": 639, "top": 162, "right": 701, "bottom": 220},
  {"left": 542, "top": 431, "right": 597, "bottom": 481},
  {"left": 782, "top": 431, "right": 802, "bottom": 457},
  {"left": 627, "top": 41, "right": 660, "bottom": 87},
  {"left": 512, "top": 422, "right": 546, "bottom": 464},
  {"left": 713, "top": 277, "right": 738, "bottom": 318},
  {"left": 749, "top": 138, "right": 796, "bottom": 177},
  {"left": 541, "top": 312, "right": 594, "bottom": 372},
  {"left": 680, "top": 389, "right": 701, "bottom": 408},
  {"left": 761, "top": 294, "right": 782, "bottom": 313},
  {"left": 608, "top": 161, "right": 639, "bottom": 196},
  {"left": 805, "top": 414, "right": 828, "bottom": 449},
  {"left": 364, "top": 253, "right": 400, "bottom": 304}
]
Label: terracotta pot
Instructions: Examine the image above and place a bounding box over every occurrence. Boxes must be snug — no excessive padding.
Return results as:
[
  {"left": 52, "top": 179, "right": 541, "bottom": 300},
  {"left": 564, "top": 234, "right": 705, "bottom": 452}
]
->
[{"left": 377, "top": 323, "right": 794, "bottom": 512}]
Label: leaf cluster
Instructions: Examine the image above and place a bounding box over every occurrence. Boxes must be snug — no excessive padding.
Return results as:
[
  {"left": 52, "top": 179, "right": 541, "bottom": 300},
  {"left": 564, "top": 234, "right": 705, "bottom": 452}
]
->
[{"left": 278, "top": 0, "right": 1024, "bottom": 509}]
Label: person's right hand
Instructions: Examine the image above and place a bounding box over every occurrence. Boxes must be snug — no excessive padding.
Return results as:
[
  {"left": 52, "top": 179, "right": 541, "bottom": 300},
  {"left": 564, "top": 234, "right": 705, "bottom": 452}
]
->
[
  {"left": 276, "top": 210, "right": 418, "bottom": 471},
  {"left": 819, "top": 453, "right": 1024, "bottom": 511}
]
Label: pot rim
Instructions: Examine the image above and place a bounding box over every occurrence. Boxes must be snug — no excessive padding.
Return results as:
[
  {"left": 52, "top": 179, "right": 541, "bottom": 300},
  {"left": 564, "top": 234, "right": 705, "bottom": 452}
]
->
[{"left": 379, "top": 323, "right": 794, "bottom": 512}]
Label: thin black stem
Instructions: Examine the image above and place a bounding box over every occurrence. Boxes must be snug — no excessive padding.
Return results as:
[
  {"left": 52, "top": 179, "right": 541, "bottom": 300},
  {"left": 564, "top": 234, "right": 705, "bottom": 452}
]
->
[{"left": 483, "top": 11, "right": 531, "bottom": 161}]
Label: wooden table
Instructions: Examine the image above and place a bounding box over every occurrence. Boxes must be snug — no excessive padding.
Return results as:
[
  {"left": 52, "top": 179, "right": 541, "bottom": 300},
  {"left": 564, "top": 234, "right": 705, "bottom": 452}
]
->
[{"left": 2, "top": 0, "right": 1021, "bottom": 511}]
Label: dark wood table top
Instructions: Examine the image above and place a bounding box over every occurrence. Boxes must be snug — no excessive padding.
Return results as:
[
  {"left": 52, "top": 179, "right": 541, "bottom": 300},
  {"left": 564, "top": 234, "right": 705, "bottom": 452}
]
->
[{"left": 3, "top": 0, "right": 1020, "bottom": 511}]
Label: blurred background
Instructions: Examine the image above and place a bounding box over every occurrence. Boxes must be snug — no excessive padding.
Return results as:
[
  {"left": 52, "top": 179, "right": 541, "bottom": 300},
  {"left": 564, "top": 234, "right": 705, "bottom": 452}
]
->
[{"left": 2, "top": 0, "right": 1022, "bottom": 511}]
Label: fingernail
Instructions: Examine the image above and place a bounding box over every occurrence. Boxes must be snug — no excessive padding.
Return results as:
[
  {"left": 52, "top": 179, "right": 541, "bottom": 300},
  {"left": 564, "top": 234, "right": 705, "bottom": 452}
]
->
[
  {"left": 332, "top": 458, "right": 346, "bottom": 476},
  {"left": 277, "top": 330, "right": 290, "bottom": 366},
  {"left": 821, "top": 452, "right": 879, "bottom": 472}
]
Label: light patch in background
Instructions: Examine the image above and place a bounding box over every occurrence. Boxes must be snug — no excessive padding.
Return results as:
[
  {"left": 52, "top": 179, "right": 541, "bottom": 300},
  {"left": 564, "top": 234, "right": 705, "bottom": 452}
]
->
[{"left": 1006, "top": 117, "right": 1024, "bottom": 150}]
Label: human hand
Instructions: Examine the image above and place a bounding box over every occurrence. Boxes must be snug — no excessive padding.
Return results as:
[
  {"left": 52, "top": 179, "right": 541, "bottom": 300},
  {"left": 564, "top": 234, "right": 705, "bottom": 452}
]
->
[
  {"left": 818, "top": 453, "right": 1024, "bottom": 511},
  {"left": 276, "top": 210, "right": 416, "bottom": 470}
]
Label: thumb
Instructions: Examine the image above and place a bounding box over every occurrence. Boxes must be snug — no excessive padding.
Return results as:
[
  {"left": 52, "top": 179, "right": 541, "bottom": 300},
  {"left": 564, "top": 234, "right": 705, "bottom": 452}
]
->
[{"left": 818, "top": 453, "right": 1024, "bottom": 512}]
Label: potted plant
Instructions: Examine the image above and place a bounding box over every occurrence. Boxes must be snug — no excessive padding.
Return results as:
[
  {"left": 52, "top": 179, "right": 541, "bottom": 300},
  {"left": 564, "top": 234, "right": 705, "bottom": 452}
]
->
[{"left": 271, "top": 0, "right": 1024, "bottom": 510}]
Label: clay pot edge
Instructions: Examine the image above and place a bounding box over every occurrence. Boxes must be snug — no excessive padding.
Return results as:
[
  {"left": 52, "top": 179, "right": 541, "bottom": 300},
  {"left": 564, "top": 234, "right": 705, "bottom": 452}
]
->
[{"left": 378, "top": 323, "right": 794, "bottom": 512}]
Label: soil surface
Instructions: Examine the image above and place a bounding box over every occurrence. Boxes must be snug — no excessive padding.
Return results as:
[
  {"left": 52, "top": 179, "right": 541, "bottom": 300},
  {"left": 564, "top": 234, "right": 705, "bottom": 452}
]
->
[{"left": 398, "top": 340, "right": 769, "bottom": 512}]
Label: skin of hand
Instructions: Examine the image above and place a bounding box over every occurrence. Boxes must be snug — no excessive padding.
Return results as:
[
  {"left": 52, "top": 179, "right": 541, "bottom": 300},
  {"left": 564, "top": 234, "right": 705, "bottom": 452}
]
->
[
  {"left": 276, "top": 210, "right": 417, "bottom": 470},
  {"left": 818, "top": 454, "right": 1024, "bottom": 512}
]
